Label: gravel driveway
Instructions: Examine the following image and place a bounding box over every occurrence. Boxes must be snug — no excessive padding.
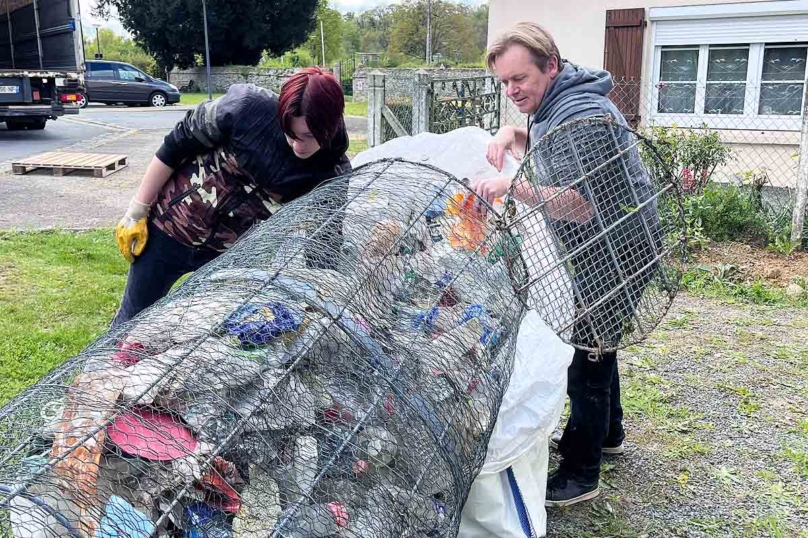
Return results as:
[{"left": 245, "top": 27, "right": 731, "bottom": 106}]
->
[{"left": 547, "top": 295, "right": 808, "bottom": 537}]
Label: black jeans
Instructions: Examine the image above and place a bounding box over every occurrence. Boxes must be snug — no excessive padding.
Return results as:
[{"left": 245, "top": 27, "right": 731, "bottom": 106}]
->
[
  {"left": 557, "top": 348, "right": 625, "bottom": 484},
  {"left": 110, "top": 221, "right": 220, "bottom": 329}
]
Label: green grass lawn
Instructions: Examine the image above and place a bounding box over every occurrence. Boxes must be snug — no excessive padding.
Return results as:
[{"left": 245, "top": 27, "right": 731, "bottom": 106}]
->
[
  {"left": 0, "top": 230, "right": 128, "bottom": 406},
  {"left": 0, "top": 136, "right": 362, "bottom": 404},
  {"left": 179, "top": 92, "right": 225, "bottom": 106},
  {"left": 344, "top": 98, "right": 367, "bottom": 117},
  {"left": 347, "top": 137, "right": 368, "bottom": 158}
]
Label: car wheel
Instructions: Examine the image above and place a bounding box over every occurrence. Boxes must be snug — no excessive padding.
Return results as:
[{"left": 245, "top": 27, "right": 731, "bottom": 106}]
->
[
  {"left": 150, "top": 92, "right": 167, "bottom": 107},
  {"left": 4, "top": 120, "right": 24, "bottom": 131},
  {"left": 28, "top": 119, "right": 47, "bottom": 130},
  {"left": 77, "top": 93, "right": 89, "bottom": 108}
]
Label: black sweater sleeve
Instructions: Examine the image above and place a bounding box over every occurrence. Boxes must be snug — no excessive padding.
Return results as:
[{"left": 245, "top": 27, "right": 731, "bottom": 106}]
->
[{"left": 155, "top": 84, "right": 259, "bottom": 169}]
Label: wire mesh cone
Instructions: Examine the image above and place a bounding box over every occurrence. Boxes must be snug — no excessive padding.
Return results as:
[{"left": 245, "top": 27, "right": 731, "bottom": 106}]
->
[
  {"left": 504, "top": 116, "right": 687, "bottom": 354},
  {"left": 0, "top": 159, "right": 529, "bottom": 538}
]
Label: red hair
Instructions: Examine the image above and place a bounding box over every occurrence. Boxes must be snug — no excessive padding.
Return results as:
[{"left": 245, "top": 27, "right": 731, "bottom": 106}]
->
[{"left": 279, "top": 67, "right": 345, "bottom": 149}]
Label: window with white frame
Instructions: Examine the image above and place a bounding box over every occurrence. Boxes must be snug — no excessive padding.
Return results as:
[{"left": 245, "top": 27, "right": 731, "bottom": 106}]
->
[
  {"left": 651, "top": 42, "right": 807, "bottom": 128},
  {"left": 760, "top": 44, "right": 807, "bottom": 115}
]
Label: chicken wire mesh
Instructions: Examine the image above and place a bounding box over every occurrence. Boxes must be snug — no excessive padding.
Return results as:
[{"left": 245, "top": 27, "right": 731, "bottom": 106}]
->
[
  {"left": 504, "top": 116, "right": 686, "bottom": 354},
  {"left": 0, "top": 160, "right": 530, "bottom": 538}
]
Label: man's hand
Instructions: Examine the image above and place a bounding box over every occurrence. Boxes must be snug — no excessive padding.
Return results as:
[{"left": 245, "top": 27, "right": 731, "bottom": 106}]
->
[
  {"left": 486, "top": 126, "right": 518, "bottom": 172},
  {"left": 115, "top": 199, "right": 151, "bottom": 263},
  {"left": 471, "top": 176, "right": 512, "bottom": 211}
]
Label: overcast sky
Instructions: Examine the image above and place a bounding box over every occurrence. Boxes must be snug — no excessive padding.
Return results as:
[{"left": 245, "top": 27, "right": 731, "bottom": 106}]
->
[{"left": 79, "top": 0, "right": 488, "bottom": 36}]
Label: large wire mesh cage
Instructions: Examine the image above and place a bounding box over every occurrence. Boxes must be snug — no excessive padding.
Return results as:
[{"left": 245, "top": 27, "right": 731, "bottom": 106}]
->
[
  {"left": 505, "top": 116, "right": 686, "bottom": 354},
  {"left": 0, "top": 118, "right": 685, "bottom": 537},
  {"left": 0, "top": 160, "right": 530, "bottom": 538}
]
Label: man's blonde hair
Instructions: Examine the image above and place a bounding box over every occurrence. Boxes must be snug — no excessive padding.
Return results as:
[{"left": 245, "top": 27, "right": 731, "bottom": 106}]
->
[{"left": 485, "top": 22, "right": 562, "bottom": 73}]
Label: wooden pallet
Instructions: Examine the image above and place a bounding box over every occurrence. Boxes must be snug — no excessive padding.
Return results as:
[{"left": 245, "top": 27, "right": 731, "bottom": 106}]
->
[{"left": 11, "top": 152, "right": 129, "bottom": 178}]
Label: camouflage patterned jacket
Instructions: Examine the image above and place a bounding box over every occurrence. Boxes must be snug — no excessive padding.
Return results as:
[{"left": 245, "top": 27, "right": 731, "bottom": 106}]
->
[{"left": 151, "top": 84, "right": 351, "bottom": 258}]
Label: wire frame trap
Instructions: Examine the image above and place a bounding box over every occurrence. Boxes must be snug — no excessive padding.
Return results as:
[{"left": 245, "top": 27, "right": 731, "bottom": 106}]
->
[
  {"left": 504, "top": 116, "right": 686, "bottom": 354},
  {"left": 0, "top": 160, "right": 530, "bottom": 538},
  {"left": 0, "top": 118, "right": 686, "bottom": 536}
]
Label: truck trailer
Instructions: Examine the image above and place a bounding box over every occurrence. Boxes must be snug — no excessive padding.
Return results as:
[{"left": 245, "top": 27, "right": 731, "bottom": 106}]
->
[{"left": 0, "top": 0, "right": 83, "bottom": 130}]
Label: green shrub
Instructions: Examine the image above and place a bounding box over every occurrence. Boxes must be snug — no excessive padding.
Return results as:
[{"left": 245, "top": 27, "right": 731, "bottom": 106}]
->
[
  {"left": 259, "top": 48, "right": 314, "bottom": 68},
  {"left": 640, "top": 125, "right": 807, "bottom": 251},
  {"left": 693, "top": 184, "right": 767, "bottom": 243},
  {"left": 640, "top": 124, "right": 731, "bottom": 194}
]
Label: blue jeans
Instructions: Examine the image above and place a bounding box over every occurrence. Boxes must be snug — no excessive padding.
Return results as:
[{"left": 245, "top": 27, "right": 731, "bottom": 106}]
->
[{"left": 110, "top": 221, "right": 220, "bottom": 329}]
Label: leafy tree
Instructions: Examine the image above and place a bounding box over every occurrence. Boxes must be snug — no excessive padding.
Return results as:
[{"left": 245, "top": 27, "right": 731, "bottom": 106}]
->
[
  {"left": 83, "top": 27, "right": 157, "bottom": 76},
  {"left": 94, "top": 0, "right": 319, "bottom": 70},
  {"left": 342, "top": 14, "right": 361, "bottom": 59},
  {"left": 472, "top": 4, "right": 488, "bottom": 55},
  {"left": 387, "top": 0, "right": 479, "bottom": 64},
  {"left": 303, "top": 0, "right": 344, "bottom": 65},
  {"left": 355, "top": 6, "right": 397, "bottom": 53}
]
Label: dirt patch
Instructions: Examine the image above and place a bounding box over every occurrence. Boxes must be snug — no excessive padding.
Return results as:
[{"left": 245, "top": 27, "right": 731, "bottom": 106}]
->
[{"left": 692, "top": 242, "right": 808, "bottom": 286}]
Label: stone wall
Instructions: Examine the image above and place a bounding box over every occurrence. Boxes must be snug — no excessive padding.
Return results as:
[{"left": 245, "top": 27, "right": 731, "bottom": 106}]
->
[
  {"left": 353, "top": 67, "right": 488, "bottom": 101},
  {"left": 169, "top": 66, "right": 332, "bottom": 94}
]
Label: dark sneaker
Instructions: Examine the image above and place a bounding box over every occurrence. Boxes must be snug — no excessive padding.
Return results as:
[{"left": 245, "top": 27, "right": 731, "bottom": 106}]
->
[
  {"left": 545, "top": 469, "right": 600, "bottom": 508},
  {"left": 549, "top": 433, "right": 625, "bottom": 455}
]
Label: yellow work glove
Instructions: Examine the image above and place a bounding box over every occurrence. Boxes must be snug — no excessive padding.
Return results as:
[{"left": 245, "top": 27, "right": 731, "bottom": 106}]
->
[{"left": 115, "top": 199, "right": 151, "bottom": 263}]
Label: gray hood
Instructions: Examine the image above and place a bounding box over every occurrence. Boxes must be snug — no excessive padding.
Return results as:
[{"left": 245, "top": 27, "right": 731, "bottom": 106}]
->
[{"left": 530, "top": 62, "right": 619, "bottom": 141}]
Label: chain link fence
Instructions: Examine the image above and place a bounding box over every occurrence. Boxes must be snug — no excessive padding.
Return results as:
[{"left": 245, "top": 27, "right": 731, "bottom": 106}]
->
[
  {"left": 610, "top": 79, "right": 800, "bottom": 189},
  {"left": 609, "top": 78, "right": 807, "bottom": 248},
  {"left": 368, "top": 70, "right": 807, "bottom": 248},
  {"left": 380, "top": 77, "right": 415, "bottom": 144},
  {"left": 502, "top": 79, "right": 801, "bottom": 185},
  {"left": 496, "top": 77, "right": 807, "bottom": 249}
]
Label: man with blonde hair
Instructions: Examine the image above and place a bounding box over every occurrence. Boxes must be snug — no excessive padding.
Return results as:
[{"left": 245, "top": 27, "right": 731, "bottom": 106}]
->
[{"left": 473, "top": 22, "right": 647, "bottom": 509}]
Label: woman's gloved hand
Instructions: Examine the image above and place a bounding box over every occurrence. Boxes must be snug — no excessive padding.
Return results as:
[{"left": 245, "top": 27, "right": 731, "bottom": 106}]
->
[{"left": 115, "top": 199, "right": 151, "bottom": 263}]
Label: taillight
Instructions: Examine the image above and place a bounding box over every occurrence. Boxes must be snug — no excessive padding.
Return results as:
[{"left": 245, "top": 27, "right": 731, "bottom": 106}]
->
[
  {"left": 33, "top": 90, "right": 40, "bottom": 101},
  {"left": 60, "top": 93, "right": 78, "bottom": 103}
]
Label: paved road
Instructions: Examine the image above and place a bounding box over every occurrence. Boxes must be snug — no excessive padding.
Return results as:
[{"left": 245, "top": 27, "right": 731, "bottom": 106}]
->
[
  {"left": 80, "top": 107, "right": 367, "bottom": 133},
  {"left": 0, "top": 119, "right": 109, "bottom": 163},
  {"left": 0, "top": 104, "right": 185, "bottom": 164},
  {"left": 1, "top": 104, "right": 366, "bottom": 165},
  {"left": 78, "top": 106, "right": 190, "bottom": 131},
  {"left": 0, "top": 104, "right": 368, "bottom": 230}
]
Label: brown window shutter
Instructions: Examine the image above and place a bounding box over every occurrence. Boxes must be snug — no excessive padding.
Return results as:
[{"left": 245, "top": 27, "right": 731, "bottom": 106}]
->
[{"left": 604, "top": 8, "right": 645, "bottom": 127}]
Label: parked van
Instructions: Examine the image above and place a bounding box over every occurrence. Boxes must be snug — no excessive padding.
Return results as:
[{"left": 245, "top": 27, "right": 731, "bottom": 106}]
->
[{"left": 80, "top": 60, "right": 180, "bottom": 108}]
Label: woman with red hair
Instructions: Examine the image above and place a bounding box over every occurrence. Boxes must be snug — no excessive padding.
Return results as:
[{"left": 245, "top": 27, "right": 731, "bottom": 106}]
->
[{"left": 111, "top": 67, "right": 350, "bottom": 327}]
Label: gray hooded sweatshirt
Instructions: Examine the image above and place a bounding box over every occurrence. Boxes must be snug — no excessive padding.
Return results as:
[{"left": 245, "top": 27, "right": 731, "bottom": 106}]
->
[
  {"left": 528, "top": 62, "right": 622, "bottom": 142},
  {"left": 524, "top": 62, "right": 662, "bottom": 345}
]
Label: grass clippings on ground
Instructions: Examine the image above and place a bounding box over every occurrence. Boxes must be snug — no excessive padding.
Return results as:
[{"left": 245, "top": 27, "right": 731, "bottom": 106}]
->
[{"left": 548, "top": 295, "right": 808, "bottom": 538}]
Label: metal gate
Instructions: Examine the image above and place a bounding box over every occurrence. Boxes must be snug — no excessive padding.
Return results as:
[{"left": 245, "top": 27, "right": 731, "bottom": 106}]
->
[
  {"left": 337, "top": 57, "right": 356, "bottom": 96},
  {"left": 429, "top": 76, "right": 501, "bottom": 135}
]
